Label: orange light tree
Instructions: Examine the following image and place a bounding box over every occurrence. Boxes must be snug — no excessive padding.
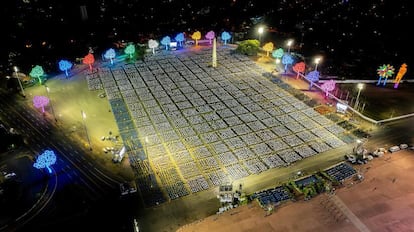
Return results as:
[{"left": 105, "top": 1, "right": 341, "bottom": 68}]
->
[{"left": 393, "top": 63, "right": 407, "bottom": 89}]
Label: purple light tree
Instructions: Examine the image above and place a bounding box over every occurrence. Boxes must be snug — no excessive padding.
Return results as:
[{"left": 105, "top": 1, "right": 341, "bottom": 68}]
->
[
  {"left": 221, "top": 31, "right": 231, "bottom": 45},
  {"left": 306, "top": 70, "right": 320, "bottom": 90},
  {"left": 205, "top": 31, "right": 215, "bottom": 44},
  {"left": 161, "top": 36, "right": 171, "bottom": 50},
  {"left": 33, "top": 150, "right": 57, "bottom": 174},
  {"left": 33, "top": 95, "right": 49, "bottom": 113},
  {"left": 175, "top": 33, "right": 185, "bottom": 47},
  {"left": 321, "top": 80, "right": 336, "bottom": 97},
  {"left": 58, "top": 59, "right": 73, "bottom": 77},
  {"left": 104, "top": 48, "right": 116, "bottom": 65}
]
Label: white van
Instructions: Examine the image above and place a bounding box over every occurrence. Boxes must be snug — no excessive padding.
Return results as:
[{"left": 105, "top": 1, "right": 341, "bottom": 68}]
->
[{"left": 389, "top": 146, "right": 400, "bottom": 153}]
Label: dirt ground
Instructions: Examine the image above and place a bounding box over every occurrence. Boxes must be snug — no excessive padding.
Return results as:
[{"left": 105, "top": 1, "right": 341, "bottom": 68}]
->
[{"left": 178, "top": 149, "right": 414, "bottom": 232}]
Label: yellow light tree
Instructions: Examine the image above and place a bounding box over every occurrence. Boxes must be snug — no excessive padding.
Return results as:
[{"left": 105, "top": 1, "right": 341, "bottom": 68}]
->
[
  {"left": 191, "top": 31, "right": 202, "bottom": 46},
  {"left": 262, "top": 42, "right": 274, "bottom": 56}
]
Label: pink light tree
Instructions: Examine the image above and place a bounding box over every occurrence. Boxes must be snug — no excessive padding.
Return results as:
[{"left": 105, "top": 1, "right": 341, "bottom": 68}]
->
[
  {"left": 33, "top": 95, "right": 49, "bottom": 113},
  {"left": 205, "top": 31, "right": 215, "bottom": 44},
  {"left": 321, "top": 80, "right": 336, "bottom": 98},
  {"left": 293, "top": 62, "right": 306, "bottom": 79}
]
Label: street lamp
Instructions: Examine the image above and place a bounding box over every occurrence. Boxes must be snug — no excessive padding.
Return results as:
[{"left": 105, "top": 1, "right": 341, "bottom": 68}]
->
[
  {"left": 81, "top": 110, "right": 92, "bottom": 151},
  {"left": 354, "top": 83, "right": 365, "bottom": 109},
  {"left": 314, "top": 57, "right": 322, "bottom": 71},
  {"left": 144, "top": 136, "right": 149, "bottom": 156},
  {"left": 286, "top": 39, "right": 294, "bottom": 53},
  {"left": 45, "top": 85, "right": 57, "bottom": 122},
  {"left": 13, "top": 66, "right": 26, "bottom": 97},
  {"left": 258, "top": 26, "right": 264, "bottom": 44}
]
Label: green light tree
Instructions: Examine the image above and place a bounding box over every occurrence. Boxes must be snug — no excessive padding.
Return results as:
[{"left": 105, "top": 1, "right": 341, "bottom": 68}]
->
[
  {"left": 124, "top": 44, "right": 136, "bottom": 59},
  {"left": 29, "top": 65, "right": 45, "bottom": 85}
]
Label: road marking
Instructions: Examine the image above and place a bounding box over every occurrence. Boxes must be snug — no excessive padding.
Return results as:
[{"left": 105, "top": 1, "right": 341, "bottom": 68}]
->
[{"left": 330, "top": 195, "right": 371, "bottom": 232}]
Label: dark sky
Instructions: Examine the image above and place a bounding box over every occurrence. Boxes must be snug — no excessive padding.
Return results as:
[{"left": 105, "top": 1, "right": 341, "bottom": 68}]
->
[{"left": 2, "top": 0, "right": 412, "bottom": 78}]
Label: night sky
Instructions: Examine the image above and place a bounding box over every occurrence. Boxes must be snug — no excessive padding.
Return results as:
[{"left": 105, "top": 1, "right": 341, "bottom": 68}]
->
[{"left": 2, "top": 0, "right": 411, "bottom": 78}]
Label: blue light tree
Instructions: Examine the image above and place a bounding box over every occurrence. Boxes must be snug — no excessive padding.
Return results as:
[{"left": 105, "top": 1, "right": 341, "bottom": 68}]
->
[
  {"left": 104, "top": 48, "right": 116, "bottom": 65},
  {"left": 175, "top": 33, "right": 185, "bottom": 47},
  {"left": 58, "top": 60, "right": 73, "bottom": 77},
  {"left": 161, "top": 36, "right": 171, "bottom": 50},
  {"left": 33, "top": 150, "right": 57, "bottom": 174},
  {"left": 281, "top": 53, "right": 294, "bottom": 73},
  {"left": 272, "top": 48, "right": 284, "bottom": 59},
  {"left": 221, "top": 31, "right": 231, "bottom": 45},
  {"left": 306, "top": 70, "right": 320, "bottom": 90}
]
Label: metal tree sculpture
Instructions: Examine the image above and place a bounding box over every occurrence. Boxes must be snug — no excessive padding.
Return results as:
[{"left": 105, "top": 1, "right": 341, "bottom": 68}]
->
[
  {"left": 293, "top": 62, "right": 306, "bottom": 79},
  {"left": 33, "top": 95, "right": 49, "bottom": 113},
  {"left": 281, "top": 53, "right": 294, "bottom": 73},
  {"left": 58, "top": 60, "right": 73, "bottom": 77},
  {"left": 306, "top": 70, "right": 320, "bottom": 90},
  {"left": 262, "top": 42, "right": 274, "bottom": 57},
  {"left": 394, "top": 63, "right": 407, "bottom": 89},
  {"left": 205, "top": 31, "right": 215, "bottom": 44},
  {"left": 160, "top": 36, "right": 171, "bottom": 50},
  {"left": 175, "top": 33, "right": 185, "bottom": 47},
  {"left": 221, "top": 31, "right": 231, "bottom": 45},
  {"left": 29, "top": 65, "right": 45, "bottom": 85},
  {"left": 124, "top": 44, "right": 136, "bottom": 59},
  {"left": 83, "top": 53, "right": 95, "bottom": 71},
  {"left": 104, "top": 48, "right": 116, "bottom": 65},
  {"left": 191, "top": 31, "right": 201, "bottom": 46},
  {"left": 33, "top": 150, "right": 56, "bottom": 174},
  {"left": 321, "top": 80, "right": 336, "bottom": 97},
  {"left": 376, "top": 64, "right": 395, "bottom": 86},
  {"left": 148, "top": 39, "right": 159, "bottom": 54}
]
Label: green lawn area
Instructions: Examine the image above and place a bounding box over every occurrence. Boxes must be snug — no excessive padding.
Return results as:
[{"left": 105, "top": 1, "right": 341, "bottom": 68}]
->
[{"left": 337, "top": 82, "right": 414, "bottom": 121}]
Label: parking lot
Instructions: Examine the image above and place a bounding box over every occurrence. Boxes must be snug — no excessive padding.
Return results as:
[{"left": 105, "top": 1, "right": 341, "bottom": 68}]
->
[{"left": 87, "top": 47, "right": 353, "bottom": 205}]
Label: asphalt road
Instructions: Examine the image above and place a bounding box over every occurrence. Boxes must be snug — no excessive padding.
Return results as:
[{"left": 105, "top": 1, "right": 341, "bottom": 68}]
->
[{"left": 0, "top": 90, "right": 134, "bottom": 232}]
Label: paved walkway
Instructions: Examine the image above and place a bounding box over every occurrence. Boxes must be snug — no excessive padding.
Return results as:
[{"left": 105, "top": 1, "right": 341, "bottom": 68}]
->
[{"left": 330, "top": 195, "right": 371, "bottom": 232}]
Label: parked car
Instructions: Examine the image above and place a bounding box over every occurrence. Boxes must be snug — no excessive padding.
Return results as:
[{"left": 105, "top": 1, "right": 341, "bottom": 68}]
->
[
  {"left": 400, "top": 144, "right": 408, "bottom": 149},
  {"left": 389, "top": 146, "right": 401, "bottom": 153}
]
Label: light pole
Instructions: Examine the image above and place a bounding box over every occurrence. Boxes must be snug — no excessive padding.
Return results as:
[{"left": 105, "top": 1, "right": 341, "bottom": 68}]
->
[
  {"left": 13, "top": 66, "right": 26, "bottom": 97},
  {"left": 81, "top": 110, "right": 92, "bottom": 150},
  {"left": 286, "top": 39, "right": 294, "bottom": 54},
  {"left": 144, "top": 136, "right": 149, "bottom": 156},
  {"left": 258, "top": 26, "right": 264, "bottom": 44},
  {"left": 354, "top": 83, "right": 364, "bottom": 109},
  {"left": 314, "top": 57, "right": 322, "bottom": 71},
  {"left": 45, "top": 85, "right": 57, "bottom": 122}
]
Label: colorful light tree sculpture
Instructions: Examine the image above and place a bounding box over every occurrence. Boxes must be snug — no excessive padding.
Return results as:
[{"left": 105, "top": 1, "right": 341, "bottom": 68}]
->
[
  {"left": 262, "top": 42, "right": 274, "bottom": 57},
  {"left": 33, "top": 150, "right": 56, "bottom": 174},
  {"left": 83, "top": 53, "right": 95, "bottom": 71},
  {"left": 281, "top": 53, "right": 294, "bottom": 73},
  {"left": 376, "top": 64, "right": 395, "bottom": 86},
  {"left": 394, "top": 63, "right": 407, "bottom": 89},
  {"left": 272, "top": 48, "right": 284, "bottom": 59},
  {"left": 175, "top": 33, "right": 185, "bottom": 47},
  {"left": 104, "top": 48, "right": 116, "bottom": 65},
  {"left": 306, "top": 70, "right": 320, "bottom": 90},
  {"left": 191, "top": 31, "right": 201, "bottom": 46},
  {"left": 33, "top": 95, "right": 49, "bottom": 113},
  {"left": 160, "top": 36, "right": 171, "bottom": 50},
  {"left": 321, "top": 80, "right": 336, "bottom": 97},
  {"left": 58, "top": 60, "right": 73, "bottom": 77},
  {"left": 124, "top": 44, "right": 136, "bottom": 59},
  {"left": 148, "top": 39, "right": 159, "bottom": 54},
  {"left": 293, "top": 62, "right": 306, "bottom": 79},
  {"left": 29, "top": 65, "right": 45, "bottom": 85},
  {"left": 221, "top": 31, "right": 231, "bottom": 45},
  {"left": 205, "top": 31, "right": 215, "bottom": 44}
]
